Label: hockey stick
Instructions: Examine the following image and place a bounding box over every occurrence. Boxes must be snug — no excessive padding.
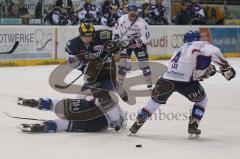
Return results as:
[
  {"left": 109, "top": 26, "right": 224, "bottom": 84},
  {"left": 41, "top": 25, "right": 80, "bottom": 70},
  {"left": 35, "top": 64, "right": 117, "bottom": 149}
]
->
[
  {"left": 3, "top": 111, "right": 47, "bottom": 121},
  {"left": 54, "top": 73, "right": 84, "bottom": 89},
  {"left": 0, "top": 41, "right": 19, "bottom": 54}
]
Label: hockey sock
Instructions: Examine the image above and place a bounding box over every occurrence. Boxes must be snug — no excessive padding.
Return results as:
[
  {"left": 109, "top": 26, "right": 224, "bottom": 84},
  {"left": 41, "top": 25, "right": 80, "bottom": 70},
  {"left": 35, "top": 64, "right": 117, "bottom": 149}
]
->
[
  {"left": 39, "top": 98, "right": 52, "bottom": 110},
  {"left": 43, "top": 120, "right": 57, "bottom": 133},
  {"left": 143, "top": 98, "right": 161, "bottom": 114},
  {"left": 191, "top": 96, "right": 208, "bottom": 122}
]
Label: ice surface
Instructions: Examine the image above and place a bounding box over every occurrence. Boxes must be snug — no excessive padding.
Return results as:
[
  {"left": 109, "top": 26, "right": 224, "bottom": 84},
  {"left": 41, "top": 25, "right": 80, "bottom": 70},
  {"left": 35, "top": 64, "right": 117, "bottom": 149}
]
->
[{"left": 0, "top": 59, "right": 239, "bottom": 159}]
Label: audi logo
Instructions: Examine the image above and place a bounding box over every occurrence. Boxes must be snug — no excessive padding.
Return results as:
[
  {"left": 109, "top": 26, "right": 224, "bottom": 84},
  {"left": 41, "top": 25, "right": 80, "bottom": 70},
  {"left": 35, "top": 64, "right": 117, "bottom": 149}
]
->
[{"left": 171, "top": 34, "right": 184, "bottom": 48}]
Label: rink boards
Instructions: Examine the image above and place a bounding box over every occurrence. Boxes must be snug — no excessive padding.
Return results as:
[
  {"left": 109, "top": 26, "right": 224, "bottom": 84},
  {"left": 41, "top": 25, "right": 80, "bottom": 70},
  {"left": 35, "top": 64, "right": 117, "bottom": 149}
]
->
[{"left": 0, "top": 25, "right": 240, "bottom": 67}]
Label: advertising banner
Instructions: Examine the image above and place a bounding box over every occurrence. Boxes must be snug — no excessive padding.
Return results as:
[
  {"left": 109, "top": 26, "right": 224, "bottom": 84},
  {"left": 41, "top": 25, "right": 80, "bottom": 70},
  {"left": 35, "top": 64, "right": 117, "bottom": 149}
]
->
[
  {"left": 147, "top": 26, "right": 240, "bottom": 57},
  {"left": 0, "top": 26, "right": 55, "bottom": 60},
  {"left": 208, "top": 27, "right": 240, "bottom": 54},
  {"left": 0, "top": 25, "right": 239, "bottom": 67}
]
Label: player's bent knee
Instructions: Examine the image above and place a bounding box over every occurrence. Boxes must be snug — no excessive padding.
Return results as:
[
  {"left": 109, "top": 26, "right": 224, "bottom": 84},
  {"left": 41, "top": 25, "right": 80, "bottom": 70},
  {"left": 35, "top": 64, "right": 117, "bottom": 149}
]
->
[
  {"left": 54, "top": 100, "right": 66, "bottom": 119},
  {"left": 151, "top": 78, "right": 174, "bottom": 104},
  {"left": 195, "top": 96, "right": 208, "bottom": 108}
]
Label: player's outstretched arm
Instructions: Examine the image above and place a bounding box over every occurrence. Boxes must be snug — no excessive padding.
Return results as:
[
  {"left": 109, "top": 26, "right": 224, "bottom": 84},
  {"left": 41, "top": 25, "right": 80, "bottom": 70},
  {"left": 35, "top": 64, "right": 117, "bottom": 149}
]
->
[{"left": 211, "top": 46, "right": 236, "bottom": 81}]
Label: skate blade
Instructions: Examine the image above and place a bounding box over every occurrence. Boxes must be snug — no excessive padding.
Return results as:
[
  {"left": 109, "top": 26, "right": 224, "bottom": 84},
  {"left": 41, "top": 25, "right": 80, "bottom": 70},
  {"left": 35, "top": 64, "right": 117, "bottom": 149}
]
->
[
  {"left": 128, "top": 132, "right": 133, "bottom": 136},
  {"left": 17, "top": 126, "right": 33, "bottom": 133},
  {"left": 17, "top": 97, "right": 24, "bottom": 105},
  {"left": 17, "top": 124, "right": 40, "bottom": 134},
  {"left": 127, "top": 131, "right": 136, "bottom": 136},
  {"left": 188, "top": 133, "right": 200, "bottom": 139}
]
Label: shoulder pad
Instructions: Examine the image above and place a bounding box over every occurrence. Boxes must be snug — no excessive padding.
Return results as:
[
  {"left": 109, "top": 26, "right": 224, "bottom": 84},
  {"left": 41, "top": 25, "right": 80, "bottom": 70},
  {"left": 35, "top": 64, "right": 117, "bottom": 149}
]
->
[{"left": 65, "top": 36, "right": 82, "bottom": 55}]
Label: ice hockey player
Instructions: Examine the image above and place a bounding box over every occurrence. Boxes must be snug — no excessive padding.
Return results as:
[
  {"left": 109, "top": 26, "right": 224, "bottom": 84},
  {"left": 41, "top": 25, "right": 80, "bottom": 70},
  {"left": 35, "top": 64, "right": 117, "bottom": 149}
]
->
[
  {"left": 65, "top": 22, "right": 128, "bottom": 105},
  {"left": 17, "top": 95, "right": 126, "bottom": 133},
  {"left": 113, "top": 3, "right": 152, "bottom": 88},
  {"left": 129, "top": 30, "right": 236, "bottom": 139}
]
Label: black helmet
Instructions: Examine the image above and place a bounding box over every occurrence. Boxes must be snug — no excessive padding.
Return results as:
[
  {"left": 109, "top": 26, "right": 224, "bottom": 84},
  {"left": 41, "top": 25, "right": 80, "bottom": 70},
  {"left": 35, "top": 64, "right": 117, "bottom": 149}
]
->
[{"left": 79, "top": 23, "right": 95, "bottom": 36}]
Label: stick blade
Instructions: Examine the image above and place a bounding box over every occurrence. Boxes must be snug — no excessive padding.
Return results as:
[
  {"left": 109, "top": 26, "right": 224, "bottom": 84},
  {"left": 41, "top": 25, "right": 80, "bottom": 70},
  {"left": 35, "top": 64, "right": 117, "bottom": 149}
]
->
[
  {"left": 3, "top": 111, "right": 12, "bottom": 118},
  {"left": 0, "top": 41, "right": 19, "bottom": 54},
  {"left": 54, "top": 84, "right": 69, "bottom": 89}
]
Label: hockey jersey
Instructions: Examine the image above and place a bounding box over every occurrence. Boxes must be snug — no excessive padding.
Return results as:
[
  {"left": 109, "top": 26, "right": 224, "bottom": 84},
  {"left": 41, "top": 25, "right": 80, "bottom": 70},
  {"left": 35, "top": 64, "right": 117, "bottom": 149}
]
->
[
  {"left": 163, "top": 41, "right": 227, "bottom": 82},
  {"left": 113, "top": 14, "right": 150, "bottom": 44},
  {"left": 65, "top": 30, "right": 113, "bottom": 71}
]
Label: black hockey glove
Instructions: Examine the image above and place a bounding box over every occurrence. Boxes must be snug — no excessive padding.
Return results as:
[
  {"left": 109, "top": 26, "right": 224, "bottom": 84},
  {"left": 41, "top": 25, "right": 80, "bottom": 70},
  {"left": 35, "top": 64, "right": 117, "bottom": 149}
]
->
[
  {"left": 199, "top": 64, "right": 216, "bottom": 81},
  {"left": 103, "top": 40, "right": 121, "bottom": 54},
  {"left": 205, "top": 64, "right": 217, "bottom": 77},
  {"left": 220, "top": 64, "right": 236, "bottom": 81}
]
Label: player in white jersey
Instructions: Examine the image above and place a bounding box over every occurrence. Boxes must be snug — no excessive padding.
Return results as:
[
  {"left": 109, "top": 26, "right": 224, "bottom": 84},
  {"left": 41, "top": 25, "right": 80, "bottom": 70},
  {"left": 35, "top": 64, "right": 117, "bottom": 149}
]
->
[
  {"left": 113, "top": 3, "right": 152, "bottom": 88},
  {"left": 129, "top": 30, "right": 236, "bottom": 139}
]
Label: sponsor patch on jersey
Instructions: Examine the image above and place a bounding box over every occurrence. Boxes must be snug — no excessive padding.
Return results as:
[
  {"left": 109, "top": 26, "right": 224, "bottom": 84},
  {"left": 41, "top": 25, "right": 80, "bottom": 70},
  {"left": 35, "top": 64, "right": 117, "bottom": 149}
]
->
[
  {"left": 94, "top": 45, "right": 104, "bottom": 53},
  {"left": 165, "top": 70, "right": 185, "bottom": 79},
  {"left": 100, "top": 31, "right": 111, "bottom": 39}
]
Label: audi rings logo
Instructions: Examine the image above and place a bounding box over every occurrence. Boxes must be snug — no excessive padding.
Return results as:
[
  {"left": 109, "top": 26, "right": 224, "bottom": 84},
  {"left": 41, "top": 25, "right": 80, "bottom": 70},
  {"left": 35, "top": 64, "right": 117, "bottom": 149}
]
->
[{"left": 171, "top": 34, "right": 184, "bottom": 48}]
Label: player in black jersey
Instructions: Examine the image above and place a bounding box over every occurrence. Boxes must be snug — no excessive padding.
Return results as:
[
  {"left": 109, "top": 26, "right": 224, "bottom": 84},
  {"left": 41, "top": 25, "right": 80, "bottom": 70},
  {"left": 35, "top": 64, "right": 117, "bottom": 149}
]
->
[{"left": 65, "top": 23, "right": 128, "bottom": 111}]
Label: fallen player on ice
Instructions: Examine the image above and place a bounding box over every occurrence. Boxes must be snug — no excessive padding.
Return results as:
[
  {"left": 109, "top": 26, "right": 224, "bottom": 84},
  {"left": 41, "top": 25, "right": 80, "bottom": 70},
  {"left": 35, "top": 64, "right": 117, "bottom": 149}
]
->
[{"left": 17, "top": 95, "right": 127, "bottom": 133}]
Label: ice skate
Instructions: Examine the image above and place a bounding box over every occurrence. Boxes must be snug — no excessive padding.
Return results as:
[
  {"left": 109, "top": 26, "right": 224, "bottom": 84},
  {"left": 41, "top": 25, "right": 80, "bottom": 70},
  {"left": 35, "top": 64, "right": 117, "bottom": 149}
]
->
[
  {"left": 17, "top": 97, "right": 39, "bottom": 108},
  {"left": 18, "top": 123, "right": 46, "bottom": 133},
  {"left": 188, "top": 116, "right": 201, "bottom": 139},
  {"left": 129, "top": 109, "right": 151, "bottom": 135}
]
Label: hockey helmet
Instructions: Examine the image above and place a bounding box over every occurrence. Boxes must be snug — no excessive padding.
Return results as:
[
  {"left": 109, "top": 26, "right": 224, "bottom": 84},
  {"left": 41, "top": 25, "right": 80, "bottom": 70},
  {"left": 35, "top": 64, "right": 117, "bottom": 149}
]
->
[
  {"left": 128, "top": 3, "right": 138, "bottom": 12},
  {"left": 183, "top": 30, "right": 200, "bottom": 43},
  {"left": 79, "top": 23, "right": 95, "bottom": 36}
]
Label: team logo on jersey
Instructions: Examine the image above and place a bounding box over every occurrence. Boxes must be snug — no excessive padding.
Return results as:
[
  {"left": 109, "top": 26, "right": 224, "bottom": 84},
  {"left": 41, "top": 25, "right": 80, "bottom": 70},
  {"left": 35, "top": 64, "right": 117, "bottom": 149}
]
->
[
  {"left": 94, "top": 45, "right": 103, "bottom": 53},
  {"left": 126, "top": 26, "right": 139, "bottom": 37}
]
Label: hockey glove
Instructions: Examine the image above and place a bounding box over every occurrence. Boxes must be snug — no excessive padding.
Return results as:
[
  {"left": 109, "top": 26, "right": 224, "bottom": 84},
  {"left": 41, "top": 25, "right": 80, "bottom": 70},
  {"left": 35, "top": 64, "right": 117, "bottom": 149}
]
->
[
  {"left": 129, "top": 39, "right": 143, "bottom": 49},
  {"left": 205, "top": 64, "right": 217, "bottom": 78},
  {"left": 220, "top": 64, "right": 236, "bottom": 81}
]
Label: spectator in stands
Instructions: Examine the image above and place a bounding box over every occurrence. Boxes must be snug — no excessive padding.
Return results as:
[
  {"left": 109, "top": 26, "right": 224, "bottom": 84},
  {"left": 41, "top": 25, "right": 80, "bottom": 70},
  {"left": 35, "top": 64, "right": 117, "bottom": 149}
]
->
[
  {"left": 0, "top": 1, "right": 4, "bottom": 17},
  {"left": 149, "top": 0, "right": 168, "bottom": 25},
  {"left": 18, "top": 0, "right": 29, "bottom": 16},
  {"left": 8, "top": 2, "right": 19, "bottom": 17},
  {"left": 174, "top": 1, "right": 191, "bottom": 25},
  {"left": 122, "top": 0, "right": 128, "bottom": 15},
  {"left": 112, "top": 0, "right": 120, "bottom": 8},
  {"left": 82, "top": 0, "right": 96, "bottom": 12},
  {"left": 102, "top": 0, "right": 112, "bottom": 14},
  {"left": 77, "top": 0, "right": 97, "bottom": 24},
  {"left": 187, "top": 0, "right": 206, "bottom": 24},
  {"left": 100, "top": 5, "right": 119, "bottom": 27},
  {"left": 35, "top": 0, "right": 43, "bottom": 18},
  {"left": 44, "top": 0, "right": 72, "bottom": 25},
  {"left": 44, "top": 0, "right": 78, "bottom": 25},
  {"left": 63, "top": 0, "right": 79, "bottom": 25},
  {"left": 140, "top": 2, "right": 150, "bottom": 24},
  {"left": 45, "top": 0, "right": 66, "bottom": 25}
]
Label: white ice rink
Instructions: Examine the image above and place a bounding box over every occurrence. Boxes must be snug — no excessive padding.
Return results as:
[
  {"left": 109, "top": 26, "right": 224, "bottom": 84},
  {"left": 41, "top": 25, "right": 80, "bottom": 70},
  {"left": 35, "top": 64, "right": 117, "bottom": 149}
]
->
[{"left": 0, "top": 59, "right": 239, "bottom": 159}]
